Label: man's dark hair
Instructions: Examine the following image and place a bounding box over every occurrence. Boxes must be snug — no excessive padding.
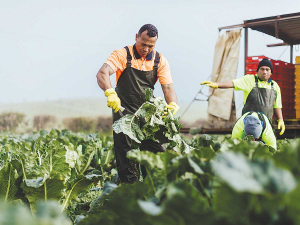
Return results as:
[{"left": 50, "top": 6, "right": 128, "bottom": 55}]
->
[{"left": 138, "top": 24, "right": 158, "bottom": 38}]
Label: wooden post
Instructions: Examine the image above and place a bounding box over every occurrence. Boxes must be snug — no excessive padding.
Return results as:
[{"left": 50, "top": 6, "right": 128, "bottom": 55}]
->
[{"left": 244, "top": 27, "right": 248, "bottom": 75}]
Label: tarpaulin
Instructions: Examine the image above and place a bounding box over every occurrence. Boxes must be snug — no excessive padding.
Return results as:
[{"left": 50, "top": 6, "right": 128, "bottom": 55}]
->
[{"left": 207, "top": 29, "right": 241, "bottom": 121}]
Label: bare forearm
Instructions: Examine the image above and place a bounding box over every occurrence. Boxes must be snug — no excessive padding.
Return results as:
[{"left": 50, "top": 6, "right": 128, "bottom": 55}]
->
[
  {"left": 97, "top": 71, "right": 112, "bottom": 91},
  {"left": 161, "top": 83, "right": 177, "bottom": 104},
  {"left": 217, "top": 80, "right": 234, "bottom": 88},
  {"left": 274, "top": 108, "right": 283, "bottom": 120},
  {"left": 96, "top": 63, "right": 114, "bottom": 91}
]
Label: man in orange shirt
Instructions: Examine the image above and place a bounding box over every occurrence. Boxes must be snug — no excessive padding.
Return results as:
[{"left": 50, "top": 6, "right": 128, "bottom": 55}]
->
[{"left": 96, "top": 24, "right": 179, "bottom": 183}]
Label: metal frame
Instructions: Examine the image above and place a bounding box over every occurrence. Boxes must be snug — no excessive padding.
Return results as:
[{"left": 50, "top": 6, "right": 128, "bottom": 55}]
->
[{"left": 219, "top": 12, "right": 300, "bottom": 69}]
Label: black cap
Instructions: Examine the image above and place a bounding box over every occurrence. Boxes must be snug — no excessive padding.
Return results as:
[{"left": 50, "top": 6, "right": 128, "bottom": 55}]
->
[{"left": 257, "top": 58, "right": 273, "bottom": 73}]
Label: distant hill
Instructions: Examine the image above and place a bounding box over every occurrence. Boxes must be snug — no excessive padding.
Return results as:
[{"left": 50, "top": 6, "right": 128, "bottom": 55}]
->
[{"left": 0, "top": 98, "right": 208, "bottom": 123}]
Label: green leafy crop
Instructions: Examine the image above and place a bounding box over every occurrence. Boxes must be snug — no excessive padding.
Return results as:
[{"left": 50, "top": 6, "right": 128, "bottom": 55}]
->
[{"left": 113, "top": 89, "right": 193, "bottom": 154}]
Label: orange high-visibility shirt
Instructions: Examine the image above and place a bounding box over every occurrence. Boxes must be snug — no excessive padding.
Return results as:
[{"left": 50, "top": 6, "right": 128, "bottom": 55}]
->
[{"left": 105, "top": 45, "right": 173, "bottom": 85}]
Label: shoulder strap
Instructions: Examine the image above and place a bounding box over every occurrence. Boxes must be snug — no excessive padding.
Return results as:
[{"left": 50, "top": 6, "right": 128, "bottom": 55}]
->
[
  {"left": 153, "top": 51, "right": 160, "bottom": 70},
  {"left": 271, "top": 81, "right": 274, "bottom": 90},
  {"left": 124, "top": 46, "right": 132, "bottom": 68},
  {"left": 255, "top": 75, "right": 259, "bottom": 87},
  {"left": 257, "top": 112, "right": 266, "bottom": 134}
]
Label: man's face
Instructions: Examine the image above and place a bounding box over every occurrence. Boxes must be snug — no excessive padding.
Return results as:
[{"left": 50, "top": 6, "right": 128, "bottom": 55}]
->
[
  {"left": 257, "top": 66, "right": 272, "bottom": 81},
  {"left": 135, "top": 31, "right": 157, "bottom": 58}
]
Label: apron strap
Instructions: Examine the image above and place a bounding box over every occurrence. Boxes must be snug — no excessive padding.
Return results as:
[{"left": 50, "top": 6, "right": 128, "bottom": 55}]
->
[
  {"left": 255, "top": 76, "right": 259, "bottom": 88},
  {"left": 271, "top": 81, "right": 274, "bottom": 90},
  {"left": 153, "top": 51, "right": 160, "bottom": 70},
  {"left": 124, "top": 46, "right": 132, "bottom": 68},
  {"left": 256, "top": 112, "right": 266, "bottom": 134}
]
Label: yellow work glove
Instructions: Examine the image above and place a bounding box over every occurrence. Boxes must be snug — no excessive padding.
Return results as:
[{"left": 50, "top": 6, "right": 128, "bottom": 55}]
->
[
  {"left": 200, "top": 81, "right": 218, "bottom": 89},
  {"left": 277, "top": 119, "right": 285, "bottom": 135},
  {"left": 104, "top": 88, "right": 121, "bottom": 113},
  {"left": 163, "top": 102, "right": 180, "bottom": 118}
]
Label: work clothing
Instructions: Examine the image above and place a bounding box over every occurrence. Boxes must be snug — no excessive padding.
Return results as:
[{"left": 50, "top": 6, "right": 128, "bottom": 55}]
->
[
  {"left": 163, "top": 102, "right": 180, "bottom": 118},
  {"left": 112, "top": 46, "right": 165, "bottom": 183},
  {"left": 105, "top": 88, "right": 121, "bottom": 113},
  {"left": 277, "top": 119, "right": 285, "bottom": 135},
  {"left": 241, "top": 76, "right": 277, "bottom": 120},
  {"left": 233, "top": 75, "right": 282, "bottom": 120},
  {"left": 232, "top": 111, "right": 277, "bottom": 149},
  {"left": 105, "top": 45, "right": 173, "bottom": 85},
  {"left": 200, "top": 81, "right": 218, "bottom": 89}
]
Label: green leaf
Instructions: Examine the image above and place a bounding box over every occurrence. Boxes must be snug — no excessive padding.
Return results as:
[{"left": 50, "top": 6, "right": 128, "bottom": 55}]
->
[
  {"left": 192, "top": 147, "right": 216, "bottom": 160},
  {"left": 112, "top": 114, "right": 144, "bottom": 144},
  {"left": 61, "top": 172, "right": 102, "bottom": 211},
  {"left": 0, "top": 157, "right": 19, "bottom": 202},
  {"left": 76, "top": 144, "right": 95, "bottom": 175},
  {"left": 22, "top": 171, "right": 67, "bottom": 210},
  {"left": 212, "top": 151, "right": 297, "bottom": 194},
  {"left": 167, "top": 155, "right": 204, "bottom": 182},
  {"left": 221, "top": 138, "right": 273, "bottom": 160},
  {"left": 127, "top": 150, "right": 167, "bottom": 190},
  {"left": 273, "top": 139, "right": 300, "bottom": 179}
]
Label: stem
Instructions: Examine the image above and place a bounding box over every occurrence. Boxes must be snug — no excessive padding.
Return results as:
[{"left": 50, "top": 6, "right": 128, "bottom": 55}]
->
[
  {"left": 146, "top": 167, "right": 156, "bottom": 193},
  {"left": 249, "top": 149, "right": 254, "bottom": 160},
  {"left": 104, "top": 150, "right": 111, "bottom": 165},
  {"left": 37, "top": 149, "right": 42, "bottom": 166},
  {"left": 169, "top": 211, "right": 185, "bottom": 225},
  {"left": 50, "top": 150, "right": 52, "bottom": 173},
  {"left": 197, "top": 178, "right": 212, "bottom": 208},
  {"left": 44, "top": 181, "right": 47, "bottom": 202},
  {"left": 167, "top": 108, "right": 174, "bottom": 120},
  {"left": 79, "top": 153, "right": 94, "bottom": 175},
  {"left": 30, "top": 204, "right": 36, "bottom": 217},
  {"left": 167, "top": 109, "right": 178, "bottom": 133},
  {"left": 61, "top": 178, "right": 83, "bottom": 212},
  {"left": 19, "top": 156, "right": 27, "bottom": 180},
  {"left": 5, "top": 164, "right": 11, "bottom": 202}
]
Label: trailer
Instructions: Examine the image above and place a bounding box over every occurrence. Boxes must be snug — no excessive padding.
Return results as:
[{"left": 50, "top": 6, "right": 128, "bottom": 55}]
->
[{"left": 180, "top": 12, "right": 300, "bottom": 139}]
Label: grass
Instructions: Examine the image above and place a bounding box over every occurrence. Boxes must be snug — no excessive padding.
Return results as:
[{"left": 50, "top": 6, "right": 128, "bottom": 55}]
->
[{"left": 0, "top": 98, "right": 208, "bottom": 123}]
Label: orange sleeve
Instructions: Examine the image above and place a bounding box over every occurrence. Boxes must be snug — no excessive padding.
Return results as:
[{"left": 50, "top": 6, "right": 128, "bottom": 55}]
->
[
  {"left": 105, "top": 48, "right": 127, "bottom": 73},
  {"left": 157, "top": 54, "right": 173, "bottom": 84}
]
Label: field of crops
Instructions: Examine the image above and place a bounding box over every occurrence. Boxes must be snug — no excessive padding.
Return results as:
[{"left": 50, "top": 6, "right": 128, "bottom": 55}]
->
[
  {"left": 1, "top": 128, "right": 300, "bottom": 225},
  {"left": 1, "top": 91, "right": 300, "bottom": 225}
]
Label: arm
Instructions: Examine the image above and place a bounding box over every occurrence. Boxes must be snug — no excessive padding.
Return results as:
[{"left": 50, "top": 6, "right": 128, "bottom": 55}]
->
[
  {"left": 217, "top": 80, "right": 234, "bottom": 88},
  {"left": 161, "top": 83, "right": 177, "bottom": 104},
  {"left": 274, "top": 108, "right": 285, "bottom": 135},
  {"left": 262, "top": 118, "right": 277, "bottom": 149},
  {"left": 96, "top": 63, "right": 115, "bottom": 91},
  {"left": 201, "top": 80, "right": 234, "bottom": 89},
  {"left": 231, "top": 118, "right": 244, "bottom": 139},
  {"left": 274, "top": 108, "right": 283, "bottom": 120}
]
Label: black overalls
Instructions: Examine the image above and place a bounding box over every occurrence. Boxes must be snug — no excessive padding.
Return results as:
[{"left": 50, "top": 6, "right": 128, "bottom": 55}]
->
[
  {"left": 242, "top": 76, "right": 277, "bottom": 121},
  {"left": 113, "top": 46, "right": 165, "bottom": 183}
]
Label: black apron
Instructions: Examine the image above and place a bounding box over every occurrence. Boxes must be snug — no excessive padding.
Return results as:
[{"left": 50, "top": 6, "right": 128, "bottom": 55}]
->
[
  {"left": 242, "top": 76, "right": 277, "bottom": 121},
  {"left": 113, "top": 46, "right": 165, "bottom": 183}
]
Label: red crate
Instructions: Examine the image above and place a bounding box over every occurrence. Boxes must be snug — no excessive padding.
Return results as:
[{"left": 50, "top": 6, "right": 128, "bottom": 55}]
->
[
  {"left": 273, "top": 60, "right": 287, "bottom": 67},
  {"left": 246, "top": 70, "right": 257, "bottom": 75},
  {"left": 246, "top": 63, "right": 259, "bottom": 70},
  {"left": 272, "top": 72, "right": 283, "bottom": 80},
  {"left": 273, "top": 80, "right": 282, "bottom": 87},
  {"left": 246, "top": 55, "right": 268, "bottom": 64}
]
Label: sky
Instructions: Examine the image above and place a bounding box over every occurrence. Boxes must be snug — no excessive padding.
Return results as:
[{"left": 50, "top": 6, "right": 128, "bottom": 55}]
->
[{"left": 1, "top": 0, "right": 299, "bottom": 109}]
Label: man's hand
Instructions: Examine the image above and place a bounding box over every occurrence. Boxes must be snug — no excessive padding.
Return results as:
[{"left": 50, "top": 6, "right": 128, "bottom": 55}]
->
[
  {"left": 200, "top": 81, "right": 218, "bottom": 89},
  {"left": 163, "top": 102, "right": 179, "bottom": 118},
  {"left": 105, "top": 88, "right": 121, "bottom": 113},
  {"left": 277, "top": 119, "right": 285, "bottom": 135}
]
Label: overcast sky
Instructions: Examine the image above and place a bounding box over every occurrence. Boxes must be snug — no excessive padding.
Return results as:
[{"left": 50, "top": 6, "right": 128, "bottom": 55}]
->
[{"left": 1, "top": 0, "right": 299, "bottom": 107}]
